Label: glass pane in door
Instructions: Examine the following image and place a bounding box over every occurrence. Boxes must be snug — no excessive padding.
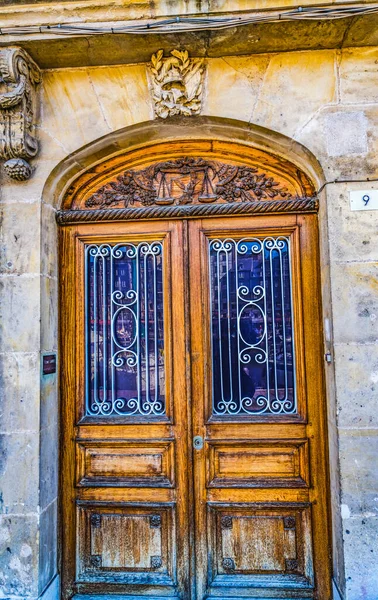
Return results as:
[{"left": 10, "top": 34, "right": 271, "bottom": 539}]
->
[
  {"left": 209, "top": 236, "right": 296, "bottom": 416},
  {"left": 85, "top": 241, "right": 165, "bottom": 417}
]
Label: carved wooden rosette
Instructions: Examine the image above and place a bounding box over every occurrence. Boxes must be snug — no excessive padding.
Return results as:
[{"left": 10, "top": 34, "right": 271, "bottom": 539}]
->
[
  {"left": 58, "top": 142, "right": 317, "bottom": 224},
  {"left": 0, "top": 47, "right": 41, "bottom": 181}
]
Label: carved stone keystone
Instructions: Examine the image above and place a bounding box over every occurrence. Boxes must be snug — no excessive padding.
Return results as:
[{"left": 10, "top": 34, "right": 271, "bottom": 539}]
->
[
  {"left": 149, "top": 49, "right": 205, "bottom": 119},
  {"left": 0, "top": 47, "right": 41, "bottom": 181}
]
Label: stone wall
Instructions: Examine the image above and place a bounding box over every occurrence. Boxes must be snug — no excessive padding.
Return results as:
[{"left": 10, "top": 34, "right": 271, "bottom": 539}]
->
[{"left": 1, "top": 46, "right": 378, "bottom": 599}]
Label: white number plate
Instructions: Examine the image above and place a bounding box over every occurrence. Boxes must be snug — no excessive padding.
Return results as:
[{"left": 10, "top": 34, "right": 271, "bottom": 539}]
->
[{"left": 349, "top": 190, "right": 378, "bottom": 211}]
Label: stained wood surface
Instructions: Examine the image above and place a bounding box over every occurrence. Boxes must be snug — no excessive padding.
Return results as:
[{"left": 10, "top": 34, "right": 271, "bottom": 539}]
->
[
  {"left": 59, "top": 152, "right": 331, "bottom": 600},
  {"left": 207, "top": 440, "right": 309, "bottom": 488},
  {"left": 77, "top": 441, "right": 175, "bottom": 487},
  {"left": 60, "top": 220, "right": 191, "bottom": 599},
  {"left": 62, "top": 141, "right": 315, "bottom": 212}
]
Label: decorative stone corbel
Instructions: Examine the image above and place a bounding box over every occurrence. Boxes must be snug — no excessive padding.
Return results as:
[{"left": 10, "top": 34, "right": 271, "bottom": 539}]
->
[
  {"left": 0, "top": 47, "right": 41, "bottom": 181},
  {"left": 148, "top": 49, "right": 205, "bottom": 119}
]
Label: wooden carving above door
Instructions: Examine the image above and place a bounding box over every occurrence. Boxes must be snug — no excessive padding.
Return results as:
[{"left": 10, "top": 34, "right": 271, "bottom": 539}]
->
[
  {"left": 58, "top": 140, "right": 317, "bottom": 224},
  {"left": 84, "top": 158, "right": 293, "bottom": 208}
]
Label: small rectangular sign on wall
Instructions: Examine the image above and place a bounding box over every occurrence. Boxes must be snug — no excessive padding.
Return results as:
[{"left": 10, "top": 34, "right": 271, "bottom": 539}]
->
[
  {"left": 349, "top": 190, "right": 378, "bottom": 211},
  {"left": 43, "top": 354, "right": 57, "bottom": 375}
]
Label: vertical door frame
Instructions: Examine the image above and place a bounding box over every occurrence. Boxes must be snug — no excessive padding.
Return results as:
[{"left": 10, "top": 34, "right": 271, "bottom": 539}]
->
[{"left": 57, "top": 137, "right": 334, "bottom": 600}]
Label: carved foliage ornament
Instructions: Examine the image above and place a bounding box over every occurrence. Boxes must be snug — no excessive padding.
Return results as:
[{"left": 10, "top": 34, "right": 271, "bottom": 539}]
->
[
  {"left": 149, "top": 50, "right": 205, "bottom": 118},
  {"left": 0, "top": 47, "right": 41, "bottom": 181},
  {"left": 85, "top": 157, "right": 291, "bottom": 209}
]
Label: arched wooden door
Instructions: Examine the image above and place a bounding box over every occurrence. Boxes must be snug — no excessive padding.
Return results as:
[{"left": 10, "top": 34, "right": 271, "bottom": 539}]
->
[{"left": 59, "top": 142, "right": 332, "bottom": 600}]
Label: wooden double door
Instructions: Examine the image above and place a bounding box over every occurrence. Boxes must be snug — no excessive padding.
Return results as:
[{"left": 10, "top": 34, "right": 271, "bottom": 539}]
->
[{"left": 61, "top": 213, "right": 332, "bottom": 600}]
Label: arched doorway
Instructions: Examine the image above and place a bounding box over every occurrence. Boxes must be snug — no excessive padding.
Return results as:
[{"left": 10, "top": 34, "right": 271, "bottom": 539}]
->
[{"left": 58, "top": 138, "right": 332, "bottom": 600}]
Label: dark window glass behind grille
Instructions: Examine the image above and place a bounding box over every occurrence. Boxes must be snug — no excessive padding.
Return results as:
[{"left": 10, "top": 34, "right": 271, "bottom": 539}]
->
[
  {"left": 85, "top": 242, "right": 165, "bottom": 417},
  {"left": 209, "top": 237, "right": 296, "bottom": 416}
]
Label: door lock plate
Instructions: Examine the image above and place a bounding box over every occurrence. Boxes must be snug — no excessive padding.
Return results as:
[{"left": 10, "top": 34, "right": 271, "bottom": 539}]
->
[{"left": 193, "top": 435, "right": 203, "bottom": 450}]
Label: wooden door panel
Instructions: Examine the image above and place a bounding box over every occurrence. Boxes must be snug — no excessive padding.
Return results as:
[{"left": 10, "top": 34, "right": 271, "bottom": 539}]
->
[
  {"left": 207, "top": 440, "right": 309, "bottom": 488},
  {"left": 60, "top": 220, "right": 190, "bottom": 599},
  {"left": 208, "top": 505, "right": 314, "bottom": 589},
  {"left": 76, "top": 440, "right": 175, "bottom": 487},
  {"left": 77, "top": 505, "right": 175, "bottom": 585},
  {"left": 77, "top": 423, "right": 173, "bottom": 440},
  {"left": 208, "top": 422, "right": 307, "bottom": 440},
  {"left": 207, "top": 489, "right": 310, "bottom": 504},
  {"left": 188, "top": 216, "right": 331, "bottom": 600},
  {"left": 78, "top": 488, "right": 175, "bottom": 503}
]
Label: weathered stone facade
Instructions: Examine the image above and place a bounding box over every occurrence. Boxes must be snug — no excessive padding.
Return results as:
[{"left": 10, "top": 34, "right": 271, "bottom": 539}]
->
[{"left": 0, "top": 2, "right": 378, "bottom": 599}]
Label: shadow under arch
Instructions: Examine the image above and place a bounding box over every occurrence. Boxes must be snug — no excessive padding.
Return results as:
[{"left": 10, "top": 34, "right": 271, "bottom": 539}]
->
[{"left": 42, "top": 116, "right": 325, "bottom": 209}]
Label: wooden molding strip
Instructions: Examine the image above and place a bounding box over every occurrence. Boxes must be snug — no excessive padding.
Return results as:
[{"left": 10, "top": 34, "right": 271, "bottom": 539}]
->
[{"left": 56, "top": 196, "right": 318, "bottom": 225}]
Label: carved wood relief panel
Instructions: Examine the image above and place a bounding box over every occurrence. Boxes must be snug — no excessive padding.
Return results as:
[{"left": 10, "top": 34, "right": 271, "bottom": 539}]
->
[
  {"left": 59, "top": 141, "right": 317, "bottom": 223},
  {"left": 84, "top": 157, "right": 293, "bottom": 209}
]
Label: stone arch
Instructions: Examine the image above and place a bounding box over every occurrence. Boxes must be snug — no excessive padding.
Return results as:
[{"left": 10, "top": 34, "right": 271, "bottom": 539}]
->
[
  {"left": 42, "top": 116, "right": 325, "bottom": 209},
  {"left": 41, "top": 116, "right": 342, "bottom": 598}
]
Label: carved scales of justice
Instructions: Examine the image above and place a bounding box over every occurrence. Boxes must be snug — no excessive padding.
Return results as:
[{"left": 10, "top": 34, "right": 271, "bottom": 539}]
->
[
  {"left": 83, "top": 157, "right": 292, "bottom": 210},
  {"left": 155, "top": 163, "right": 218, "bottom": 205}
]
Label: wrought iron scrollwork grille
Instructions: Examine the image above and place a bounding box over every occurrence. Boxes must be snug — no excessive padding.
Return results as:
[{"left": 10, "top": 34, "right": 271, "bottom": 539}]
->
[
  {"left": 209, "top": 236, "right": 296, "bottom": 416},
  {"left": 85, "top": 241, "right": 165, "bottom": 417}
]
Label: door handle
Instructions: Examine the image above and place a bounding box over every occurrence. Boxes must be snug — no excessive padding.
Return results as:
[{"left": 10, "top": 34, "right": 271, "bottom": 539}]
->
[{"left": 193, "top": 436, "right": 203, "bottom": 450}]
